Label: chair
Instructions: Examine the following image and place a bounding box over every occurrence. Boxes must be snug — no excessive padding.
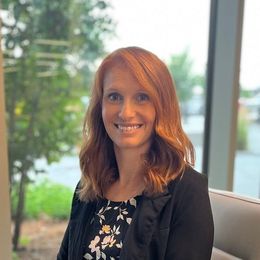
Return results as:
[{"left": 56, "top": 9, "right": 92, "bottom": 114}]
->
[{"left": 209, "top": 188, "right": 260, "bottom": 260}]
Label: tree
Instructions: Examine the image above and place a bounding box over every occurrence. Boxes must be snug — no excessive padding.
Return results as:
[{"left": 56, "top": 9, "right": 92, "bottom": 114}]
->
[
  {"left": 168, "top": 50, "right": 204, "bottom": 102},
  {"left": 167, "top": 50, "right": 205, "bottom": 118},
  {"left": 2, "top": 0, "right": 114, "bottom": 250}
]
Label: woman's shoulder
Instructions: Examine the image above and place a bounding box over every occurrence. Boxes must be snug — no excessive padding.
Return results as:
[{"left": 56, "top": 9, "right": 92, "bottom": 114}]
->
[
  {"left": 167, "top": 166, "right": 209, "bottom": 195},
  {"left": 181, "top": 166, "right": 208, "bottom": 186}
]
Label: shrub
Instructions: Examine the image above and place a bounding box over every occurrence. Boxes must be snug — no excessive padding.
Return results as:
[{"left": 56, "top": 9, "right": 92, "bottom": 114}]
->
[
  {"left": 23, "top": 180, "right": 73, "bottom": 219},
  {"left": 237, "top": 108, "right": 249, "bottom": 150}
]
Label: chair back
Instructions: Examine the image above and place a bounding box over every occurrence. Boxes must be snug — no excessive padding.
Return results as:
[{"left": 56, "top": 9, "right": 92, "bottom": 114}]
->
[{"left": 209, "top": 189, "right": 260, "bottom": 260}]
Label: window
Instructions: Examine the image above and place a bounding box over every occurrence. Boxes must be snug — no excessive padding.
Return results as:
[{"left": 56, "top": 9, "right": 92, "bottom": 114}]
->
[{"left": 234, "top": 0, "right": 260, "bottom": 198}]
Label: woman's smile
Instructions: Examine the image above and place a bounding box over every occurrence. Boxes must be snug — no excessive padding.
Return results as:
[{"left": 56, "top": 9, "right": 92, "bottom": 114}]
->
[{"left": 115, "top": 123, "right": 143, "bottom": 133}]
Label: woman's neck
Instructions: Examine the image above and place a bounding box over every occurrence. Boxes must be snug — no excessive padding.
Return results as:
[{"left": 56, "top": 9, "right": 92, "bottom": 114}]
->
[
  {"left": 115, "top": 145, "right": 147, "bottom": 179},
  {"left": 105, "top": 147, "right": 147, "bottom": 201}
]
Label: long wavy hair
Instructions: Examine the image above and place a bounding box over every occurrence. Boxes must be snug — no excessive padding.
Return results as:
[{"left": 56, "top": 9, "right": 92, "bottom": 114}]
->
[{"left": 78, "top": 46, "right": 195, "bottom": 201}]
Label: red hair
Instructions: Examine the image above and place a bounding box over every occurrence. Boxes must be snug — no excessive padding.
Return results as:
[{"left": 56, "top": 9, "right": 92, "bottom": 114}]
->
[{"left": 79, "top": 46, "right": 194, "bottom": 201}]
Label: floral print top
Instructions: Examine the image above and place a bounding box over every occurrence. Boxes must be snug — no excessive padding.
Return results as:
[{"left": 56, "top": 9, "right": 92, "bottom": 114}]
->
[{"left": 83, "top": 195, "right": 141, "bottom": 260}]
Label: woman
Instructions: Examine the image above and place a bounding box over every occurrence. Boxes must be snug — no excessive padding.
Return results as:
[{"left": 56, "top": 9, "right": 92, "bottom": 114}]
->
[{"left": 57, "top": 47, "right": 214, "bottom": 260}]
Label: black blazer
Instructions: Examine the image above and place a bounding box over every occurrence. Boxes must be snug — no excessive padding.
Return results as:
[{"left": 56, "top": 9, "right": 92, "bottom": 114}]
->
[{"left": 57, "top": 167, "right": 214, "bottom": 259}]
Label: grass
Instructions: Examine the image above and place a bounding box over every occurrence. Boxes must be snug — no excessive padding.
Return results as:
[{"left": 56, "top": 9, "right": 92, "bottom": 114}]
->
[
  {"left": 23, "top": 180, "right": 73, "bottom": 219},
  {"left": 12, "top": 252, "right": 19, "bottom": 260},
  {"left": 19, "top": 236, "right": 31, "bottom": 247}
]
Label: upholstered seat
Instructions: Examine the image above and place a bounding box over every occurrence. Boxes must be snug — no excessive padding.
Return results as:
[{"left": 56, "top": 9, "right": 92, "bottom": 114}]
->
[{"left": 209, "top": 189, "right": 260, "bottom": 260}]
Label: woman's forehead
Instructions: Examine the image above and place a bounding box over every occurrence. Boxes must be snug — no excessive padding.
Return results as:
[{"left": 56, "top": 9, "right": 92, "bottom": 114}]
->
[
  {"left": 101, "top": 60, "right": 156, "bottom": 95},
  {"left": 103, "top": 65, "right": 140, "bottom": 86}
]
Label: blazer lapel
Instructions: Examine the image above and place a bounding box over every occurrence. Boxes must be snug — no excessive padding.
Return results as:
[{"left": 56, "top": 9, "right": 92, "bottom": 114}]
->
[{"left": 120, "top": 190, "right": 172, "bottom": 259}]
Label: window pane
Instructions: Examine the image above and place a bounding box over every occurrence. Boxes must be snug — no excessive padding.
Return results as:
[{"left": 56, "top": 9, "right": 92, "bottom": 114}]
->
[{"left": 234, "top": 0, "right": 260, "bottom": 198}]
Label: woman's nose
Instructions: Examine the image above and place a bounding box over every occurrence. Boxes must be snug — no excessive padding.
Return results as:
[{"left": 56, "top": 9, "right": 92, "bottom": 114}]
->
[{"left": 118, "top": 100, "right": 135, "bottom": 120}]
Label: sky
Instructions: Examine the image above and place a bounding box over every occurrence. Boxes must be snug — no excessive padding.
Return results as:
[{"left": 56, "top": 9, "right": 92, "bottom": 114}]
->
[{"left": 106, "top": 0, "right": 260, "bottom": 90}]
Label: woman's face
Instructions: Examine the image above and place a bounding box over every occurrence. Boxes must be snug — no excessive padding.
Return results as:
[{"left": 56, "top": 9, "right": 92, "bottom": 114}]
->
[{"left": 102, "top": 65, "right": 156, "bottom": 153}]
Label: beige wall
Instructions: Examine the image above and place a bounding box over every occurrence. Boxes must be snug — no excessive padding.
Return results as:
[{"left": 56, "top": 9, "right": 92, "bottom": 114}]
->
[{"left": 0, "top": 20, "right": 12, "bottom": 260}]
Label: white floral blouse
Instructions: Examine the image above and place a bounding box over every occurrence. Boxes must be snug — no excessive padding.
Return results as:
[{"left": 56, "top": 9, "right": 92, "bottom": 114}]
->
[{"left": 83, "top": 196, "right": 141, "bottom": 260}]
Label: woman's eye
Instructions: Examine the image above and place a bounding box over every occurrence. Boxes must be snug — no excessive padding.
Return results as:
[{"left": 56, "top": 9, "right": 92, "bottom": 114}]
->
[
  {"left": 136, "top": 93, "right": 150, "bottom": 102},
  {"left": 107, "top": 93, "right": 122, "bottom": 102}
]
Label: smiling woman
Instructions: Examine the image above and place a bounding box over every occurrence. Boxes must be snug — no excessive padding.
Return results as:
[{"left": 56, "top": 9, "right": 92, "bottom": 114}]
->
[{"left": 57, "top": 47, "right": 214, "bottom": 260}]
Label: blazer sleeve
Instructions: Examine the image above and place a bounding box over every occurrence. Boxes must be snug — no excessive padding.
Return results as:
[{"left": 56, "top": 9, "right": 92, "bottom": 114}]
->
[
  {"left": 57, "top": 183, "right": 80, "bottom": 260},
  {"left": 165, "top": 173, "right": 214, "bottom": 260},
  {"left": 57, "top": 223, "right": 69, "bottom": 260}
]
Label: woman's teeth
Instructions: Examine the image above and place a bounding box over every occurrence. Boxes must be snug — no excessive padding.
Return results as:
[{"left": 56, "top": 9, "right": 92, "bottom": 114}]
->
[{"left": 116, "top": 124, "right": 141, "bottom": 131}]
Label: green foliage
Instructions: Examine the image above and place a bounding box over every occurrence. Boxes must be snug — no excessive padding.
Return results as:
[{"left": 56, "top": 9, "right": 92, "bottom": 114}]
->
[
  {"left": 167, "top": 50, "right": 204, "bottom": 103},
  {"left": 3, "top": 0, "right": 115, "bottom": 179},
  {"left": 2, "top": 0, "right": 114, "bottom": 193},
  {"left": 12, "top": 180, "right": 73, "bottom": 219},
  {"left": 237, "top": 110, "right": 249, "bottom": 150}
]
